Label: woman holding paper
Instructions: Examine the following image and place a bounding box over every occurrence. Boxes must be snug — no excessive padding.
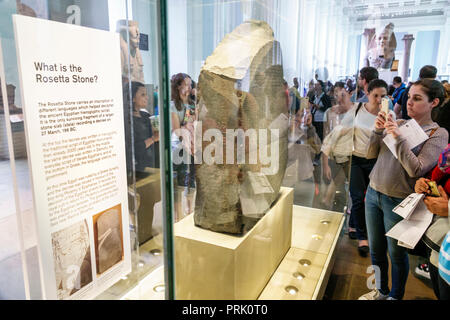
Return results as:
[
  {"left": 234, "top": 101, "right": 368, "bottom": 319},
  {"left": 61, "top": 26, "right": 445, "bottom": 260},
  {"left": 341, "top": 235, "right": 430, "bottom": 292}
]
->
[{"left": 359, "top": 79, "right": 448, "bottom": 300}]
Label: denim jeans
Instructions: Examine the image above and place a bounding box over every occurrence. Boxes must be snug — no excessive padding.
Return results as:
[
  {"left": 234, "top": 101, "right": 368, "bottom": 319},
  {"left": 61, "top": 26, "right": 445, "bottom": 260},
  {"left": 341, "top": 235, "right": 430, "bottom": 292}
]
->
[
  {"left": 349, "top": 156, "right": 377, "bottom": 241},
  {"left": 365, "top": 186, "right": 409, "bottom": 300}
]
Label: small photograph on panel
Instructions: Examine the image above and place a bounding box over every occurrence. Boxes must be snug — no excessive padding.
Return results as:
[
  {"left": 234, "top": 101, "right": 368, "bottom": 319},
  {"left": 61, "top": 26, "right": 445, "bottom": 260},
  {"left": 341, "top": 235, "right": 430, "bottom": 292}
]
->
[
  {"left": 93, "top": 204, "right": 124, "bottom": 275},
  {"left": 51, "top": 219, "right": 93, "bottom": 300}
]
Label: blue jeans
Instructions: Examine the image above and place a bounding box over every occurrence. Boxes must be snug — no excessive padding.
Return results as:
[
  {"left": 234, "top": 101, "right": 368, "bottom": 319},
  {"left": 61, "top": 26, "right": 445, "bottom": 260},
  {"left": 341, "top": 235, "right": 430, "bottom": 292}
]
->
[{"left": 365, "top": 186, "right": 409, "bottom": 300}]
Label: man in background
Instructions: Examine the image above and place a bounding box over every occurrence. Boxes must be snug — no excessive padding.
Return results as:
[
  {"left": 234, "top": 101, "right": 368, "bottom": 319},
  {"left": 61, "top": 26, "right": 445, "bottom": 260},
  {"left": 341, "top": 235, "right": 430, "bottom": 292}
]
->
[
  {"left": 395, "top": 65, "right": 437, "bottom": 119},
  {"left": 355, "top": 67, "right": 379, "bottom": 103},
  {"left": 391, "top": 76, "right": 406, "bottom": 118}
]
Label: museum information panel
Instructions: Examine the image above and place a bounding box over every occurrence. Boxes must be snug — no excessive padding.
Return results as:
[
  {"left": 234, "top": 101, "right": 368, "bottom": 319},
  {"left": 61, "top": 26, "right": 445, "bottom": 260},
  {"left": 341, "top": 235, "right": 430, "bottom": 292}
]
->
[{"left": 13, "top": 15, "right": 131, "bottom": 300}]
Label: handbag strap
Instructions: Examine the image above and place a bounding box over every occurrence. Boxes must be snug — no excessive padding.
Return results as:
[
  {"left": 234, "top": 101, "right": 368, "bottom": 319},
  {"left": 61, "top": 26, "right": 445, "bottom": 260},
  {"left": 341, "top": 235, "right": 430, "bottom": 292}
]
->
[
  {"left": 355, "top": 102, "right": 363, "bottom": 116},
  {"left": 428, "top": 127, "right": 438, "bottom": 138}
]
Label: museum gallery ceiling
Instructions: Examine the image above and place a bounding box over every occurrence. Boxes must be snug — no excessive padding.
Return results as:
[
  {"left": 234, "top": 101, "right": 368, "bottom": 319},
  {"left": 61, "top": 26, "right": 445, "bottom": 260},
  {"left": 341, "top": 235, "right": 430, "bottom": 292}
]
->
[{"left": 343, "top": 0, "right": 449, "bottom": 21}]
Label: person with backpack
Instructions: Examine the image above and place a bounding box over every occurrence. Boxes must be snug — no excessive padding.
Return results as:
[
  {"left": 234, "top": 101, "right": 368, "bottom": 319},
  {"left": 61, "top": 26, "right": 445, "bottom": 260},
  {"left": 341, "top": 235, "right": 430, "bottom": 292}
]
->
[
  {"left": 311, "top": 80, "right": 332, "bottom": 141},
  {"left": 348, "top": 79, "right": 396, "bottom": 257},
  {"left": 391, "top": 76, "right": 406, "bottom": 106}
]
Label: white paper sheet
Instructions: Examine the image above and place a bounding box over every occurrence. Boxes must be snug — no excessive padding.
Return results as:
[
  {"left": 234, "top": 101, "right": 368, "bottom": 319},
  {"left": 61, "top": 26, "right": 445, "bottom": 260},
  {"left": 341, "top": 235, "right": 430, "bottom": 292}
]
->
[
  {"left": 247, "top": 171, "right": 274, "bottom": 194},
  {"left": 386, "top": 200, "right": 434, "bottom": 249},
  {"left": 383, "top": 118, "right": 429, "bottom": 159},
  {"left": 392, "top": 193, "right": 424, "bottom": 220}
]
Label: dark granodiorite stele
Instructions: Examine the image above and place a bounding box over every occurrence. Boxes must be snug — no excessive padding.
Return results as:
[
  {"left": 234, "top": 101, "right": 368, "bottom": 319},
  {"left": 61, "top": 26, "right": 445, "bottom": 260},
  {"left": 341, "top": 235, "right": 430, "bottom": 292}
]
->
[{"left": 194, "top": 20, "right": 288, "bottom": 234}]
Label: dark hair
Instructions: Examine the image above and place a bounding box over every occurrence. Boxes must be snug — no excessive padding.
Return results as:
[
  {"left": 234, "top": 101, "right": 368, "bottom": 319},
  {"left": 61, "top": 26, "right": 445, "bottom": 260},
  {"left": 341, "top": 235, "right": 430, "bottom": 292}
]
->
[
  {"left": 359, "top": 67, "right": 379, "bottom": 83},
  {"left": 419, "top": 65, "right": 437, "bottom": 80},
  {"left": 387, "top": 85, "right": 395, "bottom": 96},
  {"left": 367, "top": 79, "right": 388, "bottom": 93},
  {"left": 334, "top": 81, "right": 345, "bottom": 89},
  {"left": 122, "top": 81, "right": 146, "bottom": 112},
  {"left": 171, "top": 73, "right": 194, "bottom": 111},
  {"left": 316, "top": 80, "right": 325, "bottom": 91},
  {"left": 412, "top": 79, "right": 445, "bottom": 107},
  {"left": 393, "top": 76, "right": 402, "bottom": 84},
  {"left": 131, "top": 81, "right": 146, "bottom": 110}
]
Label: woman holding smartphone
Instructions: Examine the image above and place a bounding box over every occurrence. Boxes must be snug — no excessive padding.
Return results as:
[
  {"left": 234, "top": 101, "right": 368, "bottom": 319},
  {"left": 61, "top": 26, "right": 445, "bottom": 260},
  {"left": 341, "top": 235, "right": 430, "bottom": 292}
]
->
[{"left": 359, "top": 79, "right": 448, "bottom": 300}]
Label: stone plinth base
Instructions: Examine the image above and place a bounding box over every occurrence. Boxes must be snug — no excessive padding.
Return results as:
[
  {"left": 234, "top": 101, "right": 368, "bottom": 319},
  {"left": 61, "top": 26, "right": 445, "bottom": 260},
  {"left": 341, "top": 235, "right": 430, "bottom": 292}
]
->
[{"left": 174, "top": 187, "right": 293, "bottom": 300}]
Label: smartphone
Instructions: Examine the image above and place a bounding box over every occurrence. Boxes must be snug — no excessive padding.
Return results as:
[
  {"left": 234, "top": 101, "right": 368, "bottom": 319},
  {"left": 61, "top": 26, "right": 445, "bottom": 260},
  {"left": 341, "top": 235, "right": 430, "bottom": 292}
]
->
[
  {"left": 381, "top": 97, "right": 389, "bottom": 115},
  {"left": 300, "top": 97, "right": 308, "bottom": 111},
  {"left": 427, "top": 181, "right": 441, "bottom": 197}
]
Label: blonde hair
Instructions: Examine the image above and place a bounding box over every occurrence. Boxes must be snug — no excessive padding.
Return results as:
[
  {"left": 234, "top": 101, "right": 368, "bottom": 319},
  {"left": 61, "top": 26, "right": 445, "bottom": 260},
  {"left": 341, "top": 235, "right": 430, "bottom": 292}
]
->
[{"left": 443, "top": 83, "right": 450, "bottom": 105}]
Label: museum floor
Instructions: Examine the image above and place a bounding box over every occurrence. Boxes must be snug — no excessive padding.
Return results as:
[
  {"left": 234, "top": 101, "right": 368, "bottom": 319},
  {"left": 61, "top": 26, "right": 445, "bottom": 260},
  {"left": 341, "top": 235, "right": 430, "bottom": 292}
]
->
[
  {"left": 323, "top": 219, "right": 436, "bottom": 300},
  {"left": 0, "top": 159, "right": 437, "bottom": 300}
]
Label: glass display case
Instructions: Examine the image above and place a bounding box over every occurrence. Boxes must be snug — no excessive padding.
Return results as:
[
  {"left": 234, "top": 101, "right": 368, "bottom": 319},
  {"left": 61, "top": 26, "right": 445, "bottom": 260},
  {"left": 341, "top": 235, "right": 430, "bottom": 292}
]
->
[
  {"left": 0, "top": 0, "right": 169, "bottom": 300},
  {"left": 0, "top": 0, "right": 373, "bottom": 301},
  {"left": 1, "top": 0, "right": 448, "bottom": 300}
]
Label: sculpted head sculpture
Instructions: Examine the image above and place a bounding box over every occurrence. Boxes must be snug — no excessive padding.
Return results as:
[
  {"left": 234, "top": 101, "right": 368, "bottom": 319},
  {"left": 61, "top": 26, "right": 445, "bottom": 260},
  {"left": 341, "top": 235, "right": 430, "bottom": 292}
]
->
[
  {"left": 117, "top": 20, "right": 140, "bottom": 51},
  {"left": 365, "top": 23, "right": 397, "bottom": 70},
  {"left": 116, "top": 20, "right": 144, "bottom": 83}
]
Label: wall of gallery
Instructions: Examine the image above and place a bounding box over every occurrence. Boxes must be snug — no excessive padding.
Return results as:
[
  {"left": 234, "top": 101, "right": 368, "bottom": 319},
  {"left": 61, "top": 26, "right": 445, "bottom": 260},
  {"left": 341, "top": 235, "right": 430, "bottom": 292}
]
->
[
  {"left": 164, "top": 0, "right": 450, "bottom": 89},
  {"left": 1, "top": 0, "right": 449, "bottom": 106}
]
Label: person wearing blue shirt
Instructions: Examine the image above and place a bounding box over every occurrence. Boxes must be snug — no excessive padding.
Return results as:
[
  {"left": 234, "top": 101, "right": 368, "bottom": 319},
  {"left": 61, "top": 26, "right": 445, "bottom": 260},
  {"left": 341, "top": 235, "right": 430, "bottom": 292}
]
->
[
  {"left": 153, "top": 87, "right": 159, "bottom": 115},
  {"left": 391, "top": 76, "right": 406, "bottom": 105},
  {"left": 355, "top": 68, "right": 395, "bottom": 110},
  {"left": 439, "top": 228, "right": 450, "bottom": 300}
]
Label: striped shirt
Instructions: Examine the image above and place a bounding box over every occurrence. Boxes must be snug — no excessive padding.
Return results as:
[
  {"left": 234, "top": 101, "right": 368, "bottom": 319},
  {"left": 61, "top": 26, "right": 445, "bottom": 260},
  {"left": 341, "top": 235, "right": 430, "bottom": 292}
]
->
[
  {"left": 439, "top": 198, "right": 450, "bottom": 285},
  {"left": 439, "top": 232, "right": 450, "bottom": 285}
]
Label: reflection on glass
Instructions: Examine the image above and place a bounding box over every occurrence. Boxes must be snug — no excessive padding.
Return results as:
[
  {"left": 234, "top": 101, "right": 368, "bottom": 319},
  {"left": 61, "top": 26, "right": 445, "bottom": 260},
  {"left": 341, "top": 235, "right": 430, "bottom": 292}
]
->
[
  {"left": 170, "top": 73, "right": 196, "bottom": 222},
  {"left": 182, "top": 20, "right": 288, "bottom": 235}
]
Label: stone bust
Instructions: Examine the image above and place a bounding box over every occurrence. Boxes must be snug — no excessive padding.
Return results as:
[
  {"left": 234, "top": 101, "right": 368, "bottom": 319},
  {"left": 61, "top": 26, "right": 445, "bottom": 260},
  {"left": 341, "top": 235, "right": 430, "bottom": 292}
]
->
[
  {"left": 117, "top": 20, "right": 144, "bottom": 83},
  {"left": 364, "top": 23, "right": 397, "bottom": 70}
]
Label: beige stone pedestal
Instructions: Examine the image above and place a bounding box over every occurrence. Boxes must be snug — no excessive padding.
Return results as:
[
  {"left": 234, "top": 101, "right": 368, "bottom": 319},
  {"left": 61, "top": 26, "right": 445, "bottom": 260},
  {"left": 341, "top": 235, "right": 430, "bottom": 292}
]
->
[
  {"left": 259, "top": 205, "right": 344, "bottom": 300},
  {"left": 174, "top": 187, "right": 294, "bottom": 300}
]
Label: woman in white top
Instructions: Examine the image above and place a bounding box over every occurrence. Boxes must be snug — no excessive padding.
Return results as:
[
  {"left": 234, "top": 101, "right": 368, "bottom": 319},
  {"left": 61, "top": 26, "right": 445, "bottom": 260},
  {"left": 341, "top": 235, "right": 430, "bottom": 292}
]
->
[
  {"left": 349, "top": 79, "right": 396, "bottom": 257},
  {"left": 321, "top": 82, "right": 354, "bottom": 210}
]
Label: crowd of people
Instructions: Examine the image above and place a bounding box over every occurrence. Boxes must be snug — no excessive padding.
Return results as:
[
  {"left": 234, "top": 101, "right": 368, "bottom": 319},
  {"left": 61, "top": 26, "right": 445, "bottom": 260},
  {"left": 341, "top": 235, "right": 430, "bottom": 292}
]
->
[
  {"left": 290, "top": 65, "right": 449, "bottom": 300},
  {"left": 125, "top": 63, "right": 450, "bottom": 300}
]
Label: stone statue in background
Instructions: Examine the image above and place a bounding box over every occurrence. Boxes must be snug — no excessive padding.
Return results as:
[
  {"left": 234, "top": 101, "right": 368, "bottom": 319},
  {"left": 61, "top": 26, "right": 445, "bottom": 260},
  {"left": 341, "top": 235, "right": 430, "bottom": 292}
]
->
[
  {"left": 194, "top": 20, "right": 288, "bottom": 234},
  {"left": 364, "top": 23, "right": 397, "bottom": 70},
  {"left": 0, "top": 81, "right": 22, "bottom": 114},
  {"left": 117, "top": 20, "right": 144, "bottom": 83},
  {"left": 16, "top": 0, "right": 36, "bottom": 17}
]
